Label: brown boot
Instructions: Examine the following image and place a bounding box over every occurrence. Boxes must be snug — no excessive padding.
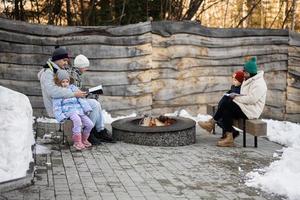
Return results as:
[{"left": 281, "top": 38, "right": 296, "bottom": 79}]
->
[
  {"left": 198, "top": 118, "right": 215, "bottom": 133},
  {"left": 217, "top": 132, "right": 234, "bottom": 147}
]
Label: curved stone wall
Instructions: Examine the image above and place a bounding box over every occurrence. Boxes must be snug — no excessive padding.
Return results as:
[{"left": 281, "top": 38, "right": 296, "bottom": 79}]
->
[{"left": 0, "top": 18, "right": 299, "bottom": 122}]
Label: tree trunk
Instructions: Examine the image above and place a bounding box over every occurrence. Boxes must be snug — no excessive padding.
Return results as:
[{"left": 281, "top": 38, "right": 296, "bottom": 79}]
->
[
  {"left": 80, "top": 0, "right": 85, "bottom": 25},
  {"left": 66, "top": 0, "right": 72, "bottom": 25},
  {"left": 15, "top": 0, "right": 20, "bottom": 20},
  {"left": 291, "top": 0, "right": 297, "bottom": 30}
]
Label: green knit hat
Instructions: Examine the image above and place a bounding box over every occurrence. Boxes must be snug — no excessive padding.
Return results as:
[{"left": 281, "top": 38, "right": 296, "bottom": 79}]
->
[{"left": 244, "top": 57, "right": 257, "bottom": 74}]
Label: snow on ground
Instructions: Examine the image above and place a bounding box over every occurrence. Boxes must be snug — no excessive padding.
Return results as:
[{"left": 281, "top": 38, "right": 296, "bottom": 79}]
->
[
  {"left": 245, "top": 119, "right": 300, "bottom": 200},
  {"left": 0, "top": 86, "right": 35, "bottom": 183}
]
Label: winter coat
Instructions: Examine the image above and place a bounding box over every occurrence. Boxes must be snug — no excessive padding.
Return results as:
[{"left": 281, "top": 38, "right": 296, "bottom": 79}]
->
[
  {"left": 233, "top": 71, "right": 267, "bottom": 119},
  {"left": 37, "top": 59, "right": 75, "bottom": 117},
  {"left": 52, "top": 85, "right": 92, "bottom": 122}
]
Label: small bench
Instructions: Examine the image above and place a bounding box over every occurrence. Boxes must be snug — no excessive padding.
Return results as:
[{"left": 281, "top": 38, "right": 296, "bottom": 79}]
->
[
  {"left": 207, "top": 104, "right": 267, "bottom": 148},
  {"left": 61, "top": 120, "right": 73, "bottom": 144}
]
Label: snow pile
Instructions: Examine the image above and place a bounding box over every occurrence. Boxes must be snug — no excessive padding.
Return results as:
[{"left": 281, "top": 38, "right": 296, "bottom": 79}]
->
[
  {"left": 246, "top": 119, "right": 300, "bottom": 200},
  {"left": 0, "top": 86, "right": 35, "bottom": 183},
  {"left": 102, "top": 109, "right": 136, "bottom": 124}
]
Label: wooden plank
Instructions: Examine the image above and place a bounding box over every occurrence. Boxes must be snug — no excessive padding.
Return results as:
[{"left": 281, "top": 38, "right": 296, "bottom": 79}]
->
[
  {"left": 0, "top": 53, "right": 49, "bottom": 65},
  {"left": 0, "top": 29, "right": 151, "bottom": 46},
  {"left": 0, "top": 18, "right": 150, "bottom": 36},
  {"left": 0, "top": 18, "right": 84, "bottom": 36},
  {"left": 0, "top": 65, "right": 40, "bottom": 81},
  {"left": 28, "top": 96, "right": 44, "bottom": 108},
  {"left": 285, "top": 114, "right": 300, "bottom": 123},
  {"left": 100, "top": 83, "right": 152, "bottom": 96},
  {"left": 152, "top": 34, "right": 289, "bottom": 47},
  {"left": 266, "top": 90, "right": 286, "bottom": 108},
  {"left": 152, "top": 55, "right": 288, "bottom": 70},
  {"left": 287, "top": 86, "right": 300, "bottom": 102},
  {"left": 262, "top": 106, "right": 285, "bottom": 120},
  {"left": 233, "top": 119, "right": 267, "bottom": 136},
  {"left": 152, "top": 45, "right": 288, "bottom": 60},
  {"left": 107, "top": 106, "right": 152, "bottom": 118},
  {"left": 81, "top": 69, "right": 154, "bottom": 86},
  {"left": 152, "top": 21, "right": 288, "bottom": 37},
  {"left": 286, "top": 100, "right": 300, "bottom": 114},
  {"left": 0, "top": 42, "right": 152, "bottom": 59},
  {"left": 100, "top": 94, "right": 152, "bottom": 111},
  {"left": 153, "top": 91, "right": 225, "bottom": 106},
  {"left": 287, "top": 73, "right": 300, "bottom": 89},
  {"left": 289, "top": 31, "right": 300, "bottom": 47},
  {"left": 152, "top": 78, "right": 231, "bottom": 101},
  {"left": 0, "top": 80, "right": 41, "bottom": 96},
  {"left": 264, "top": 71, "right": 287, "bottom": 91},
  {"left": 88, "top": 56, "right": 152, "bottom": 71}
]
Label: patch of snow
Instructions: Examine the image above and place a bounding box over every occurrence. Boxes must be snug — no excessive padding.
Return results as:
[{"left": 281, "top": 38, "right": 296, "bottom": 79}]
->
[
  {"left": 246, "top": 119, "right": 300, "bottom": 200},
  {"left": 102, "top": 109, "right": 136, "bottom": 124},
  {"left": 36, "top": 117, "right": 58, "bottom": 124},
  {"left": 0, "top": 86, "right": 35, "bottom": 183}
]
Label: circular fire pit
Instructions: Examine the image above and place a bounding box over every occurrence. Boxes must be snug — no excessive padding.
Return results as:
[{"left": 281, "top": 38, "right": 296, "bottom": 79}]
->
[{"left": 112, "top": 117, "right": 196, "bottom": 146}]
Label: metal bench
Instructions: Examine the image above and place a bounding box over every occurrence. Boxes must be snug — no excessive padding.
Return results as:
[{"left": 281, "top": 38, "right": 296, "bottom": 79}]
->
[{"left": 207, "top": 104, "right": 267, "bottom": 148}]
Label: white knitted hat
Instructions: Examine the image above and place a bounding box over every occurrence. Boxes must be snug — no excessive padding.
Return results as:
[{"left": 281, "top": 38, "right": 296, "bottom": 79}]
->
[{"left": 74, "top": 54, "right": 90, "bottom": 68}]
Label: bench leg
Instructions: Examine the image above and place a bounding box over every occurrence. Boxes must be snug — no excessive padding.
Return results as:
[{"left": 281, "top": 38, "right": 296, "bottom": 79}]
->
[
  {"left": 212, "top": 107, "right": 216, "bottom": 134},
  {"left": 254, "top": 136, "right": 257, "bottom": 148},
  {"left": 61, "top": 123, "right": 65, "bottom": 144},
  {"left": 243, "top": 119, "right": 246, "bottom": 147}
]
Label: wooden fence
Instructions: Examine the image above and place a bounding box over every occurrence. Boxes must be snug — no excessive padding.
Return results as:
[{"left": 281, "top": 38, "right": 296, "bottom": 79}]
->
[{"left": 0, "top": 18, "right": 299, "bottom": 122}]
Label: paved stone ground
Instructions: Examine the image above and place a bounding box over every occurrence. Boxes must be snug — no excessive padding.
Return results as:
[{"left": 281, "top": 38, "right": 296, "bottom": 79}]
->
[{"left": 0, "top": 122, "right": 285, "bottom": 200}]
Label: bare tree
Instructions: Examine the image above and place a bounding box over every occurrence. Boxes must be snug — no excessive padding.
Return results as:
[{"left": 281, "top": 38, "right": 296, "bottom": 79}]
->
[
  {"left": 66, "top": 0, "right": 72, "bottom": 25},
  {"left": 236, "top": 0, "right": 262, "bottom": 28}
]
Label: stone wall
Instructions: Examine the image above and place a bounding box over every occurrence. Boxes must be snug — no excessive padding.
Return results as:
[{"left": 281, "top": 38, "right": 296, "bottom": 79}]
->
[{"left": 0, "top": 19, "right": 299, "bottom": 122}]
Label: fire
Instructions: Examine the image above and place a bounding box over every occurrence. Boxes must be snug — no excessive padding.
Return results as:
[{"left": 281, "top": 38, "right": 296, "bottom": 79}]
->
[{"left": 139, "top": 115, "right": 175, "bottom": 127}]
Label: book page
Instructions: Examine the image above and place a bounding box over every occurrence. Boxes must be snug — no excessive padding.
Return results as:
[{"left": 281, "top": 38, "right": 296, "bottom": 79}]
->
[{"left": 88, "top": 85, "right": 103, "bottom": 93}]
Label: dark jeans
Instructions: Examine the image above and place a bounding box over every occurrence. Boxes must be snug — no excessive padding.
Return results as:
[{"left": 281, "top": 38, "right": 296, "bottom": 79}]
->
[{"left": 213, "top": 97, "right": 247, "bottom": 132}]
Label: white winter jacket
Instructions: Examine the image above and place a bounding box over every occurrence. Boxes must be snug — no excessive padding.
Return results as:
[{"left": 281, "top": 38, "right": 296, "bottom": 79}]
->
[
  {"left": 233, "top": 71, "right": 267, "bottom": 119},
  {"left": 37, "top": 59, "right": 75, "bottom": 117}
]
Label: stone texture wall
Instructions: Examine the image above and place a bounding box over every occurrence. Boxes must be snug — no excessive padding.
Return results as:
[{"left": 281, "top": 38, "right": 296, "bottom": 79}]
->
[{"left": 0, "top": 19, "right": 299, "bottom": 122}]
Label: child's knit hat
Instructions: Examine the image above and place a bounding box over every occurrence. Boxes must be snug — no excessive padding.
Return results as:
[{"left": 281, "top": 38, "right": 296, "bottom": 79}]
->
[
  {"left": 57, "top": 70, "right": 70, "bottom": 81},
  {"left": 244, "top": 57, "right": 257, "bottom": 74},
  {"left": 233, "top": 70, "right": 244, "bottom": 83},
  {"left": 74, "top": 54, "right": 90, "bottom": 68}
]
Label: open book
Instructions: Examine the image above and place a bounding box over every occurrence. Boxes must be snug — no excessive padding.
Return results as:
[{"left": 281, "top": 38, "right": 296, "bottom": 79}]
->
[
  {"left": 224, "top": 93, "right": 245, "bottom": 97},
  {"left": 88, "top": 85, "right": 103, "bottom": 94}
]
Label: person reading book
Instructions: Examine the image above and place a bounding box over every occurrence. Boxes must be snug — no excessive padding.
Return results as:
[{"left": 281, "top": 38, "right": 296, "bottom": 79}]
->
[
  {"left": 69, "top": 54, "right": 115, "bottom": 144},
  {"left": 198, "top": 57, "right": 267, "bottom": 147}
]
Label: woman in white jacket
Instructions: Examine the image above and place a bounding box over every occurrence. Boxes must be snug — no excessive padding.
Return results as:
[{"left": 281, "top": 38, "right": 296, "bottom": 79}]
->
[{"left": 199, "top": 57, "right": 267, "bottom": 147}]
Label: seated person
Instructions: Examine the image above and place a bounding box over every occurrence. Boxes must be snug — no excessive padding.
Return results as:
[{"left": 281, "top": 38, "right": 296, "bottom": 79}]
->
[
  {"left": 198, "top": 57, "right": 267, "bottom": 147},
  {"left": 53, "top": 70, "right": 93, "bottom": 150}
]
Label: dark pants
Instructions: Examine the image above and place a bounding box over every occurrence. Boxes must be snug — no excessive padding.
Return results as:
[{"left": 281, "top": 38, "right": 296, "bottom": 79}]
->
[{"left": 213, "top": 97, "right": 247, "bottom": 132}]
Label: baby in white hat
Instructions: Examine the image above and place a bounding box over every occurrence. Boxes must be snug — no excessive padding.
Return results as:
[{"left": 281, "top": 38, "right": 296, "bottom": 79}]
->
[
  {"left": 74, "top": 54, "right": 90, "bottom": 73},
  {"left": 69, "top": 54, "right": 90, "bottom": 88}
]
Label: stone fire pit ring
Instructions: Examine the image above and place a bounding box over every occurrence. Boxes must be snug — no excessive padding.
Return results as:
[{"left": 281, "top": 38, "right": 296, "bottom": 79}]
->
[{"left": 112, "top": 116, "right": 196, "bottom": 146}]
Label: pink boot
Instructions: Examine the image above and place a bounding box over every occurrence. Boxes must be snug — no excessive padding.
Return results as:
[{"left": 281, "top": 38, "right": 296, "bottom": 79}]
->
[
  {"left": 82, "top": 133, "right": 92, "bottom": 148},
  {"left": 72, "top": 134, "right": 85, "bottom": 150}
]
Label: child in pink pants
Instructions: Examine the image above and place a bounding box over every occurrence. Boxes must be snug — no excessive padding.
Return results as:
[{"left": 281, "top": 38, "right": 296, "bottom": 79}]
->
[{"left": 53, "top": 70, "right": 94, "bottom": 150}]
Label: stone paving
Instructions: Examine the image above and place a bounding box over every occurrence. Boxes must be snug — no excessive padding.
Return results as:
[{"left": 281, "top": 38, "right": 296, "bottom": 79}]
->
[{"left": 0, "top": 122, "right": 285, "bottom": 200}]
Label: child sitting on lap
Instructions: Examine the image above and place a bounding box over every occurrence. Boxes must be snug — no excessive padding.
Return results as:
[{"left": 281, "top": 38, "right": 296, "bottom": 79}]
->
[{"left": 53, "top": 70, "right": 94, "bottom": 150}]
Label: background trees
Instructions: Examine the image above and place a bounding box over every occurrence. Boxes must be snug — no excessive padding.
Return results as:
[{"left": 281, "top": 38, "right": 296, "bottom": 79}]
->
[{"left": 0, "top": 0, "right": 299, "bottom": 31}]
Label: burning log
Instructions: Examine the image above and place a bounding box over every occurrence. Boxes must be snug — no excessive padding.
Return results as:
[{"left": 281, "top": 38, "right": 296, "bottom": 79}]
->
[{"left": 140, "top": 115, "right": 175, "bottom": 127}]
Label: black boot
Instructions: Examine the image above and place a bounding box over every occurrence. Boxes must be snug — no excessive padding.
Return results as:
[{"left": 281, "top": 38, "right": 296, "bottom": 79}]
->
[
  {"left": 88, "top": 128, "right": 102, "bottom": 145},
  {"left": 95, "top": 128, "right": 116, "bottom": 143},
  {"left": 233, "top": 129, "right": 240, "bottom": 139}
]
